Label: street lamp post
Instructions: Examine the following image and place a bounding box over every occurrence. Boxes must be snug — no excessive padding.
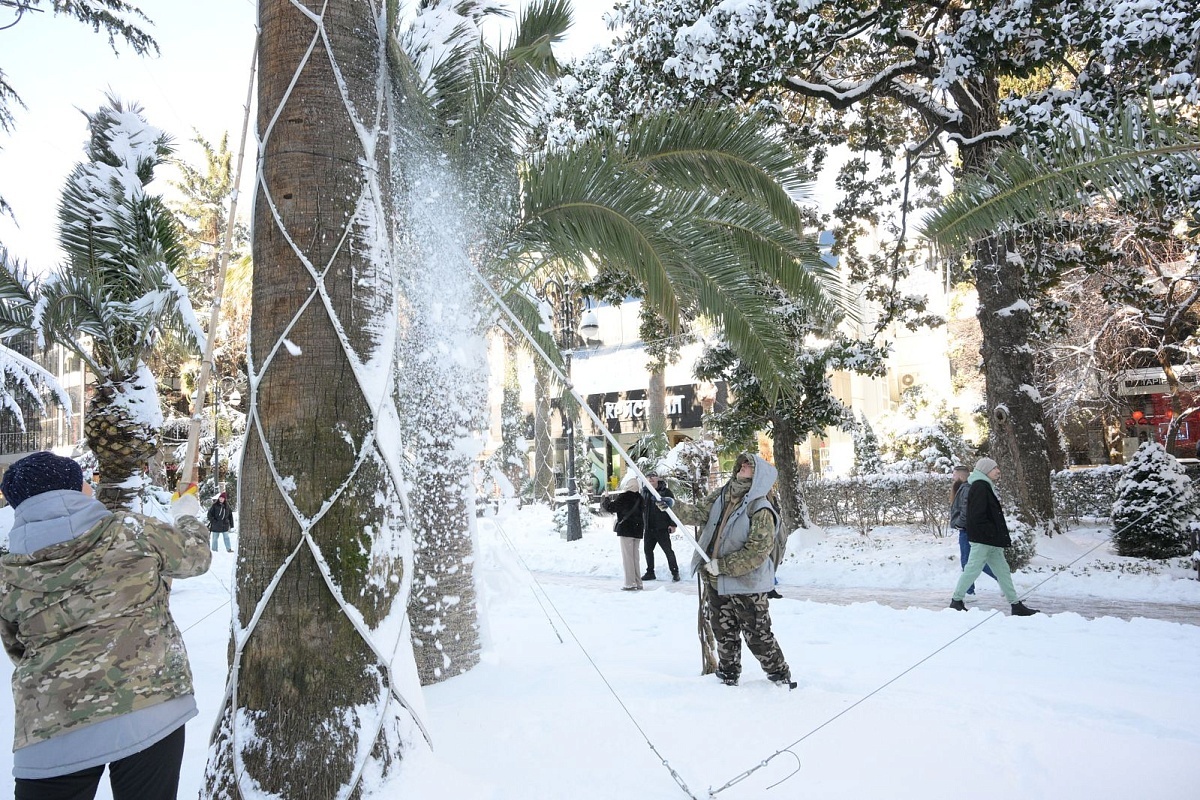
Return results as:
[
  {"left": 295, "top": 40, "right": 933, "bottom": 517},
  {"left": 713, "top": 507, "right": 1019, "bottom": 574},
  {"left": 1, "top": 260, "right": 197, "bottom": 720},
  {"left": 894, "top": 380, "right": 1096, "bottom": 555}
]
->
[{"left": 540, "top": 279, "right": 599, "bottom": 542}]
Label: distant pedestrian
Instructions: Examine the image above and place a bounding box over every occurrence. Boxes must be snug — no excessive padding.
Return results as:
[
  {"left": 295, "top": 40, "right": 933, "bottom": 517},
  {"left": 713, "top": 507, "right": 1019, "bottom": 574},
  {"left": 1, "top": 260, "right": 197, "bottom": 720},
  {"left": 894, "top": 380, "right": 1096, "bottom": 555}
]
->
[
  {"left": 641, "top": 472, "right": 680, "bottom": 582},
  {"left": 673, "top": 454, "right": 794, "bottom": 688},
  {"left": 950, "top": 464, "right": 996, "bottom": 596},
  {"left": 0, "top": 451, "right": 211, "bottom": 799},
  {"left": 206, "top": 492, "right": 235, "bottom": 552},
  {"left": 600, "top": 474, "right": 644, "bottom": 591},
  {"left": 949, "top": 458, "right": 1040, "bottom": 616}
]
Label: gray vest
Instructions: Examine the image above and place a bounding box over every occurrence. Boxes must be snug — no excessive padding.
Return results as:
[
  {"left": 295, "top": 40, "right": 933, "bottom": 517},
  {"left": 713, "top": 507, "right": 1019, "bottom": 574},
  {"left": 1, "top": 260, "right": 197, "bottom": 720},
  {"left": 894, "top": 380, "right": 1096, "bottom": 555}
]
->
[{"left": 690, "top": 458, "right": 780, "bottom": 595}]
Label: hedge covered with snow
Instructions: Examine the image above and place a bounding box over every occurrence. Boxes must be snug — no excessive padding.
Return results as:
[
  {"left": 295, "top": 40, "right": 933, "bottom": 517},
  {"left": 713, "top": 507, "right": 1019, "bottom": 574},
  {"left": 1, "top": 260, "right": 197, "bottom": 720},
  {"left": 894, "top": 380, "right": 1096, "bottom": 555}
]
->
[{"left": 804, "top": 464, "right": 1199, "bottom": 533}]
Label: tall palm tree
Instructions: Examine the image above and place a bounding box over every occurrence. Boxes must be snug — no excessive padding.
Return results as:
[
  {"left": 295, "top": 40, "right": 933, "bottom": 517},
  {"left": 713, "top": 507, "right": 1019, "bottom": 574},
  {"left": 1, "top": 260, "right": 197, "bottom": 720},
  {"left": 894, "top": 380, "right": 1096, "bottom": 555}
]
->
[
  {"left": 0, "top": 98, "right": 202, "bottom": 510},
  {"left": 209, "top": 3, "right": 843, "bottom": 792},
  {"left": 391, "top": 0, "right": 840, "bottom": 685}
]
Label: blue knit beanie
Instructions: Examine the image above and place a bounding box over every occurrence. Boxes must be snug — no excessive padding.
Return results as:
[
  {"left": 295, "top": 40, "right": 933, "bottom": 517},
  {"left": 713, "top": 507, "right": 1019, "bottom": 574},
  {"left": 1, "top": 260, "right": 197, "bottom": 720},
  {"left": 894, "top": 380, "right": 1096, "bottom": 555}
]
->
[{"left": 1, "top": 451, "right": 85, "bottom": 508}]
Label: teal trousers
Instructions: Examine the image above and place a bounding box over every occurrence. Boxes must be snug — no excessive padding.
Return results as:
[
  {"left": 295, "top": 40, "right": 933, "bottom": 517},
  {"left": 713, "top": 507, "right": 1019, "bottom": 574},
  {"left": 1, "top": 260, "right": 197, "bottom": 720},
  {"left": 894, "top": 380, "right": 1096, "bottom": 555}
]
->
[{"left": 952, "top": 543, "right": 1019, "bottom": 603}]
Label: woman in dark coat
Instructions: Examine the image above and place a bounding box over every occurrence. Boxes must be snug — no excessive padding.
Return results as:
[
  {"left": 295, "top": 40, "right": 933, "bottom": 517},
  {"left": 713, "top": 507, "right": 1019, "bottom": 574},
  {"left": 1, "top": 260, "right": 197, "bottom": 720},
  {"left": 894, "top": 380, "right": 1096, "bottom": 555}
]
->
[
  {"left": 949, "top": 458, "right": 1039, "bottom": 616},
  {"left": 600, "top": 474, "right": 644, "bottom": 590}
]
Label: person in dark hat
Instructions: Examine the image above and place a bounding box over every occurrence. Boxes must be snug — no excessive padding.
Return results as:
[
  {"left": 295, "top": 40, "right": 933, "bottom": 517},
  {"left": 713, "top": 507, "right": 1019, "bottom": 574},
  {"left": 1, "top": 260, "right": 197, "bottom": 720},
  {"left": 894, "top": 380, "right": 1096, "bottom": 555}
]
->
[
  {"left": 949, "top": 457, "right": 1040, "bottom": 616},
  {"left": 207, "top": 491, "right": 235, "bottom": 552},
  {"left": 0, "top": 451, "right": 211, "bottom": 799},
  {"left": 640, "top": 472, "right": 680, "bottom": 581}
]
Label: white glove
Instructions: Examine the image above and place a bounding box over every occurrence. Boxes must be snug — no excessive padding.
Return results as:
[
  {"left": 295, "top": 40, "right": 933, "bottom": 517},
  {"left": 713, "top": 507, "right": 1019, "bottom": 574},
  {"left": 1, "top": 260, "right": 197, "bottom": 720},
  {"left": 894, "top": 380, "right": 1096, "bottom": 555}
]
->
[
  {"left": 171, "top": 484, "right": 201, "bottom": 522},
  {"left": 704, "top": 559, "right": 721, "bottom": 576}
]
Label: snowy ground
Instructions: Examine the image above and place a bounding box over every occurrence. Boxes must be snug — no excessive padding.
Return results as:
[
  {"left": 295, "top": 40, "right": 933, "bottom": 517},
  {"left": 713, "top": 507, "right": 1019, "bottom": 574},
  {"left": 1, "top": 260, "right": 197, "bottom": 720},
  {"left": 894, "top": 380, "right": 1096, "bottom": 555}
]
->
[{"left": 2, "top": 503, "right": 1199, "bottom": 799}]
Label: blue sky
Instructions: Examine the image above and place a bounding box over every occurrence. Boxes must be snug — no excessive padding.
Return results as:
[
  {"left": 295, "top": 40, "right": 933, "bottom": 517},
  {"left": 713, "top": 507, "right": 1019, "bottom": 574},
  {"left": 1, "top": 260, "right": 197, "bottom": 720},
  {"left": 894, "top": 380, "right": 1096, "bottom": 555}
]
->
[{"left": 0, "top": 0, "right": 617, "bottom": 268}]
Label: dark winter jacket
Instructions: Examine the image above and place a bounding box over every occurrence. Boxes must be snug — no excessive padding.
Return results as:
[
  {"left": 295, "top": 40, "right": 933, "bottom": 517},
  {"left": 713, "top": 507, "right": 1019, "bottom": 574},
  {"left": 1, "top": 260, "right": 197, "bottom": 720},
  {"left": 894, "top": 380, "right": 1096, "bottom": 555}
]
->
[
  {"left": 965, "top": 473, "right": 1011, "bottom": 548},
  {"left": 207, "top": 500, "right": 234, "bottom": 532},
  {"left": 641, "top": 483, "right": 675, "bottom": 533},
  {"left": 949, "top": 482, "right": 969, "bottom": 530},
  {"left": 600, "top": 490, "right": 643, "bottom": 539}
]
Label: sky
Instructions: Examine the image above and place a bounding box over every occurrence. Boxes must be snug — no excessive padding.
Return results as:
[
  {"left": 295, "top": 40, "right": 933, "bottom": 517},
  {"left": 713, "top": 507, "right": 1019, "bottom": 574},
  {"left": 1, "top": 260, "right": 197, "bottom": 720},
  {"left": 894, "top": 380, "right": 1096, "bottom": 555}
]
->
[
  {"left": 2, "top": 502, "right": 1196, "bottom": 798},
  {"left": 0, "top": 0, "right": 620, "bottom": 269}
]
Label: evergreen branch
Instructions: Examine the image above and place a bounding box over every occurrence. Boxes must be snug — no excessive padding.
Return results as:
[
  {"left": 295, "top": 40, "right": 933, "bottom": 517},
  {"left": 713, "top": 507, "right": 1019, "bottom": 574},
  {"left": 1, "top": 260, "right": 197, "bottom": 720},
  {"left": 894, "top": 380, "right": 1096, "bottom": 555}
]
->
[{"left": 922, "top": 110, "right": 1200, "bottom": 251}]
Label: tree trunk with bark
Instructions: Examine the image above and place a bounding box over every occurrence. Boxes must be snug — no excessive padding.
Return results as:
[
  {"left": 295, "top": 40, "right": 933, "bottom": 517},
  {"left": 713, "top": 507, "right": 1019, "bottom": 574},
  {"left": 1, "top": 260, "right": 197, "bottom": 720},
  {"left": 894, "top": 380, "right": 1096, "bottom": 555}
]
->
[
  {"left": 648, "top": 365, "right": 666, "bottom": 442},
  {"left": 954, "top": 76, "right": 1059, "bottom": 535},
  {"left": 533, "top": 360, "right": 554, "bottom": 502},
  {"left": 768, "top": 414, "right": 807, "bottom": 535},
  {"left": 203, "top": 2, "right": 423, "bottom": 796}
]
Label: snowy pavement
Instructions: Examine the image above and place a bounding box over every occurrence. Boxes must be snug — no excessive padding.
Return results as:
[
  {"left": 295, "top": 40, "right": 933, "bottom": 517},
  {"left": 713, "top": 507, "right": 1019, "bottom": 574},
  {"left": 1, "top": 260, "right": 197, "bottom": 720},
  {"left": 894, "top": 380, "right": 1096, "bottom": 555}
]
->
[{"left": 532, "top": 571, "right": 1200, "bottom": 625}]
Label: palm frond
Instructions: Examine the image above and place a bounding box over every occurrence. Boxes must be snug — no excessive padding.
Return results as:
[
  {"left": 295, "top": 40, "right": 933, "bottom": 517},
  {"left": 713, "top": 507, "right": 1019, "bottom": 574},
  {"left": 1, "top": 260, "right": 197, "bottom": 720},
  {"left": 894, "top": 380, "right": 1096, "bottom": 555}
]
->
[
  {"left": 922, "top": 108, "right": 1200, "bottom": 251},
  {"left": 494, "top": 283, "right": 564, "bottom": 367},
  {"left": 0, "top": 249, "right": 38, "bottom": 338},
  {"left": 517, "top": 145, "right": 683, "bottom": 326},
  {"left": 696, "top": 195, "right": 844, "bottom": 316},
  {"left": 621, "top": 106, "right": 811, "bottom": 233},
  {"left": 504, "top": 0, "right": 572, "bottom": 74}
]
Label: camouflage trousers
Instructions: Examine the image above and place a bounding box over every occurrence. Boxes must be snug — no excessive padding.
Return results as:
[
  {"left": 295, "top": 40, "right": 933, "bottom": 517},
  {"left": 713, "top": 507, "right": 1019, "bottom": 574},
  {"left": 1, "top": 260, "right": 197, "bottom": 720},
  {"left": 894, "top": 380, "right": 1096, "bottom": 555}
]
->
[{"left": 707, "top": 589, "right": 789, "bottom": 680}]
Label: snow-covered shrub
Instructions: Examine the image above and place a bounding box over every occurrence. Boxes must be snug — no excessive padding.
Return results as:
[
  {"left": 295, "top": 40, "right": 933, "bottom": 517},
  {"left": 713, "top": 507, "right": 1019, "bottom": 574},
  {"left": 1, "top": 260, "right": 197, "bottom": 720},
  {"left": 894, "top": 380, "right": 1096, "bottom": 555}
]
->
[
  {"left": 805, "top": 473, "right": 954, "bottom": 534},
  {"left": 1111, "top": 442, "right": 1196, "bottom": 559},
  {"left": 1052, "top": 465, "right": 1126, "bottom": 522},
  {"left": 1004, "top": 519, "right": 1038, "bottom": 571},
  {"left": 552, "top": 501, "right": 594, "bottom": 539},
  {"left": 658, "top": 438, "right": 718, "bottom": 503}
]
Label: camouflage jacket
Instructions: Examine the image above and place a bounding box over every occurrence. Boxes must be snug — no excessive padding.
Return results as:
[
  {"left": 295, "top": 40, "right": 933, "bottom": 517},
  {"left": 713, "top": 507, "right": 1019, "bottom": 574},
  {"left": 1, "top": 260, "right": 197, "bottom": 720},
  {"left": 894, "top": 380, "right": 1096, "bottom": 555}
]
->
[
  {"left": 1, "top": 493, "right": 211, "bottom": 749},
  {"left": 673, "top": 456, "right": 780, "bottom": 595}
]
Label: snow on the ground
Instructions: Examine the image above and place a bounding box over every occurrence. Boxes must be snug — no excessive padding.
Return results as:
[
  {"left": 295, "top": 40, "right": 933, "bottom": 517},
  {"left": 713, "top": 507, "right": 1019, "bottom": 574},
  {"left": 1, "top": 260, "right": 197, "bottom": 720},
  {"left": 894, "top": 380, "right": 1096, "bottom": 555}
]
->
[{"left": 1, "top": 505, "right": 1199, "bottom": 799}]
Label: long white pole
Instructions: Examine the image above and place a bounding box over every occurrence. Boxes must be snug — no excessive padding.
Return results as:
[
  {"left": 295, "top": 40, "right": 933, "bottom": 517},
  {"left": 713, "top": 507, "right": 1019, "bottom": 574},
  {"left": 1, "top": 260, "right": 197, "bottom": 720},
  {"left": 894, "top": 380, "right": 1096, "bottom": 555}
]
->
[{"left": 179, "top": 43, "right": 258, "bottom": 489}]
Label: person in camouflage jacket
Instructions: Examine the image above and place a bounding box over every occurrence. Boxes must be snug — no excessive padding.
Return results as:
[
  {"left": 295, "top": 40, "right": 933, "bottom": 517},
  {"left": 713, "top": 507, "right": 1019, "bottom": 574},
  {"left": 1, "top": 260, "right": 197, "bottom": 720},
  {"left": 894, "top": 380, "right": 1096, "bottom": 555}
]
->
[
  {"left": 0, "top": 451, "right": 211, "bottom": 799},
  {"left": 671, "top": 453, "right": 793, "bottom": 688}
]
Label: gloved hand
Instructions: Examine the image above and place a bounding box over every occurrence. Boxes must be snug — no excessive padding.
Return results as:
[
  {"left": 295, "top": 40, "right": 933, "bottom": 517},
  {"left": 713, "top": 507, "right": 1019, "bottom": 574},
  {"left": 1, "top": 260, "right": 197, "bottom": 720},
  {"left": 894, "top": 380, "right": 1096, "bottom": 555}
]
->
[
  {"left": 704, "top": 559, "right": 721, "bottom": 576},
  {"left": 655, "top": 497, "right": 674, "bottom": 510},
  {"left": 170, "top": 483, "right": 201, "bottom": 523}
]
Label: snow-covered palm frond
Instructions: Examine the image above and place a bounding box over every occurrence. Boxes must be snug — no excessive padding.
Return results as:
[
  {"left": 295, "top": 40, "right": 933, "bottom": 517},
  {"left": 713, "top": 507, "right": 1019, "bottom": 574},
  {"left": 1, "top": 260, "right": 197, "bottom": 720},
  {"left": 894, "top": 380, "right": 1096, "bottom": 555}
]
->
[
  {"left": 0, "top": 249, "right": 38, "bottom": 338},
  {"left": 922, "top": 108, "right": 1200, "bottom": 252},
  {"left": 0, "top": 250, "right": 73, "bottom": 424},
  {"left": 49, "top": 98, "right": 204, "bottom": 380}
]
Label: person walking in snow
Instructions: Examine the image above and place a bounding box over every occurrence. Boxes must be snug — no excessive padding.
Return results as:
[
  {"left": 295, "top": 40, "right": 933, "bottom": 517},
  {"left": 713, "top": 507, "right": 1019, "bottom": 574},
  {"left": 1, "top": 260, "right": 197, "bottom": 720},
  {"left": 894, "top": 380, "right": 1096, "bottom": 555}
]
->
[
  {"left": 950, "top": 464, "right": 996, "bottom": 597},
  {"left": 0, "top": 451, "right": 212, "bottom": 800},
  {"left": 600, "top": 474, "right": 645, "bottom": 590},
  {"left": 672, "top": 453, "right": 794, "bottom": 688},
  {"left": 949, "top": 457, "right": 1039, "bottom": 616},
  {"left": 207, "top": 491, "right": 235, "bottom": 552},
  {"left": 640, "top": 472, "right": 680, "bottom": 582}
]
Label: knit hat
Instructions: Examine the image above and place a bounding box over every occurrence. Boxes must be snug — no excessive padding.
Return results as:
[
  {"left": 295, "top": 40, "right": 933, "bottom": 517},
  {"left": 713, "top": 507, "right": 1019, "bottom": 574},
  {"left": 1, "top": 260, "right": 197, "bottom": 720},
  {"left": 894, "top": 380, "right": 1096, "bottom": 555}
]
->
[
  {"left": 218, "top": 491, "right": 228, "bottom": 500},
  {"left": 974, "top": 457, "right": 999, "bottom": 475},
  {"left": 1, "top": 451, "right": 85, "bottom": 508}
]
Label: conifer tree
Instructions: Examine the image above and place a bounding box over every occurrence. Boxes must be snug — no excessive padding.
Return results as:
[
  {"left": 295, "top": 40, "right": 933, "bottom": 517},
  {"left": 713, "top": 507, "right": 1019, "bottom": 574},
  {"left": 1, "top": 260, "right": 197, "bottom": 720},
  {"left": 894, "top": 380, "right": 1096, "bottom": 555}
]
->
[
  {"left": 853, "top": 412, "right": 883, "bottom": 476},
  {"left": 1112, "top": 441, "right": 1196, "bottom": 559}
]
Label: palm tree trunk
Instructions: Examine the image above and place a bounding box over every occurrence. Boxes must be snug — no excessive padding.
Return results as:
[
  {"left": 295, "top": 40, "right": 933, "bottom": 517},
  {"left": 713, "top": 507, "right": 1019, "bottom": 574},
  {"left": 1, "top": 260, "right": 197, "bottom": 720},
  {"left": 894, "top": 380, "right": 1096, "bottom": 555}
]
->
[
  {"left": 204, "top": 2, "right": 421, "bottom": 796},
  {"left": 85, "top": 365, "right": 161, "bottom": 511},
  {"left": 648, "top": 365, "right": 666, "bottom": 440},
  {"left": 533, "top": 360, "right": 554, "bottom": 502}
]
